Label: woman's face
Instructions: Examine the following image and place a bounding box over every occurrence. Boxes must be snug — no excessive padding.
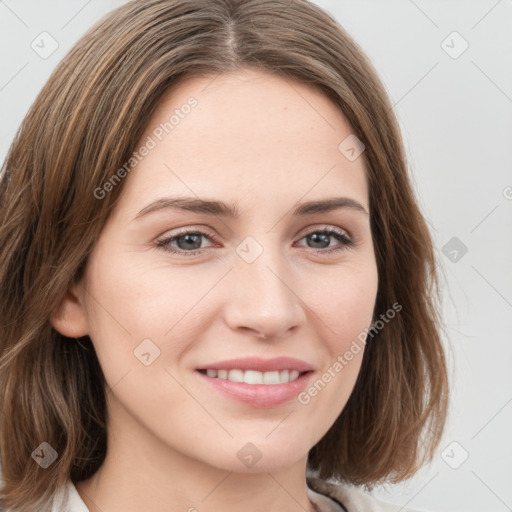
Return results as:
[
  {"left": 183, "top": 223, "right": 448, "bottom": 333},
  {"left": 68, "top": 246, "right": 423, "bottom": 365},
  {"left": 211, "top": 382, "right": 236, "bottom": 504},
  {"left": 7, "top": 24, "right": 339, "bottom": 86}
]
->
[{"left": 59, "top": 68, "right": 378, "bottom": 474}]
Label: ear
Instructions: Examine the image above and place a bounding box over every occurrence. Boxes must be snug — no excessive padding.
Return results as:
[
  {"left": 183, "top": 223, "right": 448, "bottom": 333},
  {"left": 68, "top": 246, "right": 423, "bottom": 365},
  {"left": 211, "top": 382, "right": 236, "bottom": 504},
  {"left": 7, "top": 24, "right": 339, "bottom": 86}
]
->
[{"left": 50, "top": 281, "right": 89, "bottom": 338}]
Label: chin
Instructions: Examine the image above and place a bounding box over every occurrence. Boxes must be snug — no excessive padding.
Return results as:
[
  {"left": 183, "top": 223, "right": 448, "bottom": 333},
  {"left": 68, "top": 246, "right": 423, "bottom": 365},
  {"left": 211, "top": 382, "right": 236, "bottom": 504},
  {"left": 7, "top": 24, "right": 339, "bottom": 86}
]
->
[{"left": 199, "top": 437, "right": 311, "bottom": 474}]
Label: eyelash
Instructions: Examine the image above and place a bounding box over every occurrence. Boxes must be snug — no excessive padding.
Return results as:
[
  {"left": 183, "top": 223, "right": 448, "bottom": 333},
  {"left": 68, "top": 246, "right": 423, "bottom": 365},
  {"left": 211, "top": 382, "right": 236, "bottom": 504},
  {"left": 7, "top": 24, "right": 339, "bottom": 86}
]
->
[{"left": 154, "top": 226, "right": 355, "bottom": 257}]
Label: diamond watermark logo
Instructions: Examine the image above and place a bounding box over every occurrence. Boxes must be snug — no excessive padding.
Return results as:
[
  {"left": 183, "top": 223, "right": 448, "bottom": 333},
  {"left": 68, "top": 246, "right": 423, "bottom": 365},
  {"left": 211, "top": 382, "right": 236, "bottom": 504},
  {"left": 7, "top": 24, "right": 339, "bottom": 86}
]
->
[
  {"left": 441, "top": 441, "right": 469, "bottom": 469},
  {"left": 134, "top": 338, "right": 161, "bottom": 366},
  {"left": 441, "top": 31, "right": 469, "bottom": 59},
  {"left": 338, "top": 134, "right": 365, "bottom": 161},
  {"left": 236, "top": 236, "right": 264, "bottom": 264},
  {"left": 31, "top": 31, "right": 59, "bottom": 59},
  {"left": 31, "top": 442, "right": 58, "bottom": 468},
  {"left": 237, "top": 442, "right": 263, "bottom": 468},
  {"left": 442, "top": 236, "right": 468, "bottom": 263}
]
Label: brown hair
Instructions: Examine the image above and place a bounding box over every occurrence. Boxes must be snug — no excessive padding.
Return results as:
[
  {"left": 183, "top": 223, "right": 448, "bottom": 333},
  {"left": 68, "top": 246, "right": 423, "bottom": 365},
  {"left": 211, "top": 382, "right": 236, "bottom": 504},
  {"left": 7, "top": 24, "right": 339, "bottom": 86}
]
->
[{"left": 0, "top": 0, "right": 449, "bottom": 509}]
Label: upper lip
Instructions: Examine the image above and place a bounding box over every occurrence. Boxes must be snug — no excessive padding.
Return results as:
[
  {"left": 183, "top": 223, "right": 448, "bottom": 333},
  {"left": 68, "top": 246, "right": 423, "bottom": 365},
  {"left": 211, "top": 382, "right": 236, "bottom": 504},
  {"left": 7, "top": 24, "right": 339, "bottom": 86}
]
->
[{"left": 197, "top": 356, "right": 314, "bottom": 373}]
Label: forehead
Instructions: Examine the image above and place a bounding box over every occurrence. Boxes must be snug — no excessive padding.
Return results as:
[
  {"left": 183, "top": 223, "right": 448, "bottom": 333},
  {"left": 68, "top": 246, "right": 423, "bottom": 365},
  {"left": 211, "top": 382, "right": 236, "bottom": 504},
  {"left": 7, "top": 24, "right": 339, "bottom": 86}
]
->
[{"left": 116, "top": 68, "right": 368, "bottom": 217}]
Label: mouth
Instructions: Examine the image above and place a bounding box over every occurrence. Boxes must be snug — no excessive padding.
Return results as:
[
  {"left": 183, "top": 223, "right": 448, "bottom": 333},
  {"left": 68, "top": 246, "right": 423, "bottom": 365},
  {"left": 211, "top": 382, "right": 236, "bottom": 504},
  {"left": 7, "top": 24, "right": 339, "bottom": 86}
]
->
[
  {"left": 196, "top": 368, "right": 310, "bottom": 385},
  {"left": 194, "top": 357, "right": 314, "bottom": 407}
]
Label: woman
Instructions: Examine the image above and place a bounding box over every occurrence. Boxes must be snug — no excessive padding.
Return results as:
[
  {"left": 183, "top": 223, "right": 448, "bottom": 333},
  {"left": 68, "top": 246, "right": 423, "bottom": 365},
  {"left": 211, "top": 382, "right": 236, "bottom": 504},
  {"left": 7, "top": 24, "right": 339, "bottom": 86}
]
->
[{"left": 0, "top": 1, "right": 449, "bottom": 511}]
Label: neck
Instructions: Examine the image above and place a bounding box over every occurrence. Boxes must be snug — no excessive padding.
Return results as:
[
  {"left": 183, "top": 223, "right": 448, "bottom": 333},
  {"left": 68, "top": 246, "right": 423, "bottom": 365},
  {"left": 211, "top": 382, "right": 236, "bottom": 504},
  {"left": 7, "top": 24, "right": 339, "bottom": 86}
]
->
[
  {"left": 74, "top": 397, "right": 317, "bottom": 512},
  {"left": 76, "top": 454, "right": 317, "bottom": 512}
]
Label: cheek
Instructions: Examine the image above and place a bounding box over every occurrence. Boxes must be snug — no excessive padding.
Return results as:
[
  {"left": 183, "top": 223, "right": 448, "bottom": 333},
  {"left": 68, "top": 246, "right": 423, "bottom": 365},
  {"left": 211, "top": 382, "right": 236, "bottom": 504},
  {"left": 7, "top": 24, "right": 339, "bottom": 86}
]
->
[
  {"left": 308, "top": 260, "right": 378, "bottom": 347},
  {"left": 81, "top": 248, "right": 213, "bottom": 374},
  {"left": 84, "top": 246, "right": 178, "bottom": 331},
  {"left": 306, "top": 261, "right": 377, "bottom": 394},
  {"left": 293, "top": 265, "right": 377, "bottom": 444}
]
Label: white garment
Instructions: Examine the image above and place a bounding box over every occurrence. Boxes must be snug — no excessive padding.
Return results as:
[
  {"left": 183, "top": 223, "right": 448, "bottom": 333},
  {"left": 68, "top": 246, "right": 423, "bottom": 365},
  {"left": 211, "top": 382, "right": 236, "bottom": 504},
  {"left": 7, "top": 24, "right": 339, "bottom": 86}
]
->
[
  {"left": 306, "top": 476, "right": 420, "bottom": 512},
  {"left": 308, "top": 485, "right": 347, "bottom": 511},
  {"left": 51, "top": 480, "right": 89, "bottom": 512}
]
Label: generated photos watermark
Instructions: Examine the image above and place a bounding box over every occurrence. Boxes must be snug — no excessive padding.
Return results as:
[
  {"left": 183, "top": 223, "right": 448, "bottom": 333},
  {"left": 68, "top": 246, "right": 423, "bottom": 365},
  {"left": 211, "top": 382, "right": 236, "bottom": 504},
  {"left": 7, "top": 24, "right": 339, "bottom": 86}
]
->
[
  {"left": 93, "top": 96, "right": 198, "bottom": 200},
  {"left": 298, "top": 301, "right": 402, "bottom": 404}
]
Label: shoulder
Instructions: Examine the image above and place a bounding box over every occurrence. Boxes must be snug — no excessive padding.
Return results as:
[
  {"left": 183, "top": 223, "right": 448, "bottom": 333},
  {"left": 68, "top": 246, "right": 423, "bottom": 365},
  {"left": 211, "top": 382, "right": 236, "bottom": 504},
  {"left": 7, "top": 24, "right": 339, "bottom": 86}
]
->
[{"left": 306, "top": 475, "right": 418, "bottom": 512}]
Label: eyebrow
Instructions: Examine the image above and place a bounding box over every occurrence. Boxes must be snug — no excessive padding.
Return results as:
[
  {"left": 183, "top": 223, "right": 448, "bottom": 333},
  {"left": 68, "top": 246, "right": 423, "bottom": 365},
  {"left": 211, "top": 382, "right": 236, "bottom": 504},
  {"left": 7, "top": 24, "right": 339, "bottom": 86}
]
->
[{"left": 133, "top": 195, "right": 368, "bottom": 221}]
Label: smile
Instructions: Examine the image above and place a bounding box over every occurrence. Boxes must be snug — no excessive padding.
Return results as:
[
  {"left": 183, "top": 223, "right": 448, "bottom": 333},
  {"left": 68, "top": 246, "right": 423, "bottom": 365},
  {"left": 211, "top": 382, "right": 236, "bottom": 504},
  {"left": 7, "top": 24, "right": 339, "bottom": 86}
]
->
[{"left": 197, "top": 368, "right": 303, "bottom": 385}]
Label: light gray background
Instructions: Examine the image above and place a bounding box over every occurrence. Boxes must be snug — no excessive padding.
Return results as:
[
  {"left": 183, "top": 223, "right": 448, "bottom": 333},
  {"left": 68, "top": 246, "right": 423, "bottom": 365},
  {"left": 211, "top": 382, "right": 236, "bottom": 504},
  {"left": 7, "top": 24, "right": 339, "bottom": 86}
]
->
[{"left": 1, "top": 1, "right": 511, "bottom": 512}]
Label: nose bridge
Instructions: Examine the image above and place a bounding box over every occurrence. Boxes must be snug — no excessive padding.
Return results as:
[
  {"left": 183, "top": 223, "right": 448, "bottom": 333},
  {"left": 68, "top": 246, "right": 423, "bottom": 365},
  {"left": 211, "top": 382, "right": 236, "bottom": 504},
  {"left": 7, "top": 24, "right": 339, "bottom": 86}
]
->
[{"left": 225, "top": 234, "right": 305, "bottom": 338}]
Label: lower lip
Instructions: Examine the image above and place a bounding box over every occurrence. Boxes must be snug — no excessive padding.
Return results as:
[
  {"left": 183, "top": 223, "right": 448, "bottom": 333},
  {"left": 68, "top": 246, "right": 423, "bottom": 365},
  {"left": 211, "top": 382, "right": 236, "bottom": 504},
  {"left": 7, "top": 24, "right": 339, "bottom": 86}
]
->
[{"left": 195, "top": 370, "right": 313, "bottom": 408}]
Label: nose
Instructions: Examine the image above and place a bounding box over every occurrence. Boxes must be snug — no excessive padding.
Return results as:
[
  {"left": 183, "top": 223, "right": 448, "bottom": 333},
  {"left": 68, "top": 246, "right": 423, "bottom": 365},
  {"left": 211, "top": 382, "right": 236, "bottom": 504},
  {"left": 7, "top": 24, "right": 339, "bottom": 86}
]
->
[{"left": 223, "top": 242, "right": 306, "bottom": 340}]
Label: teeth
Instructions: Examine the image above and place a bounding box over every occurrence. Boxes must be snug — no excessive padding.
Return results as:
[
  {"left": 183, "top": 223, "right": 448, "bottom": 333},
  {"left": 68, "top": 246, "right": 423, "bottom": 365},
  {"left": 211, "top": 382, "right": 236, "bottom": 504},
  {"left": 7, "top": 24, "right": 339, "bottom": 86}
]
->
[
  {"left": 245, "top": 370, "right": 263, "bottom": 384},
  {"left": 289, "top": 370, "right": 299, "bottom": 381},
  {"left": 228, "top": 369, "right": 244, "bottom": 382},
  {"left": 203, "top": 368, "right": 304, "bottom": 384},
  {"left": 262, "top": 371, "right": 279, "bottom": 384}
]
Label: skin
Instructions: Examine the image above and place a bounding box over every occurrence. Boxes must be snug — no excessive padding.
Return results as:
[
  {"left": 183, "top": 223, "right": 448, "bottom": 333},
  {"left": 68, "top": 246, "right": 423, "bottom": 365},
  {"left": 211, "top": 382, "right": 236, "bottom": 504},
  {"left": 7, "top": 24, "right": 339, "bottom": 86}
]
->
[{"left": 51, "top": 68, "right": 378, "bottom": 512}]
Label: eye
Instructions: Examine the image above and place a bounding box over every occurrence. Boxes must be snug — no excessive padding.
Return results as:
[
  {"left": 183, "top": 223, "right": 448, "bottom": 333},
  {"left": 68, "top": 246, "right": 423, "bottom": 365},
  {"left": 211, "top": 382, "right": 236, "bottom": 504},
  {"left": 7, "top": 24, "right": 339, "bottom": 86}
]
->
[
  {"left": 295, "top": 227, "right": 354, "bottom": 254},
  {"left": 155, "top": 229, "right": 216, "bottom": 256},
  {"left": 155, "top": 226, "right": 354, "bottom": 256}
]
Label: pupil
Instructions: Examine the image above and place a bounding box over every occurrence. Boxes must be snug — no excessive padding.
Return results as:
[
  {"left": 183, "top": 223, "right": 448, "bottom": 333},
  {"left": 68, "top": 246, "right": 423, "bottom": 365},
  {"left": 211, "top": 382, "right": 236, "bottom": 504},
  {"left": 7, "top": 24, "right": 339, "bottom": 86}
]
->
[
  {"left": 309, "top": 233, "right": 329, "bottom": 248},
  {"left": 179, "top": 234, "right": 201, "bottom": 250}
]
